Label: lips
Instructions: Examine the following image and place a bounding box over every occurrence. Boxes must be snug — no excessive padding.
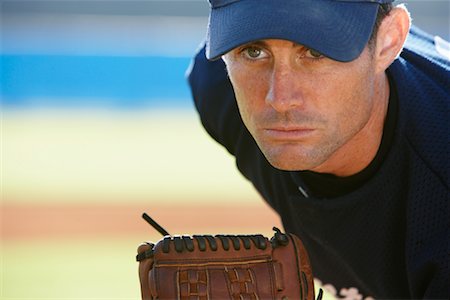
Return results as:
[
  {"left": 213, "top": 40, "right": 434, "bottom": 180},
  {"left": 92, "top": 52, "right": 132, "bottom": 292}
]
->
[{"left": 263, "top": 127, "right": 315, "bottom": 140}]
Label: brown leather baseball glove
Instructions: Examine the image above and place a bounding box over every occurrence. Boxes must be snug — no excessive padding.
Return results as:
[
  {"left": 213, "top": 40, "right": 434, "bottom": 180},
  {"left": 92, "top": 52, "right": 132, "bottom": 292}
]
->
[{"left": 136, "top": 213, "right": 322, "bottom": 300}]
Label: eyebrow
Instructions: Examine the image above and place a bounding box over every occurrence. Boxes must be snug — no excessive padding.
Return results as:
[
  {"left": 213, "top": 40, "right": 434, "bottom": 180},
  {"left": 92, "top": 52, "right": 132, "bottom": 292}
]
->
[{"left": 240, "top": 40, "right": 303, "bottom": 49}]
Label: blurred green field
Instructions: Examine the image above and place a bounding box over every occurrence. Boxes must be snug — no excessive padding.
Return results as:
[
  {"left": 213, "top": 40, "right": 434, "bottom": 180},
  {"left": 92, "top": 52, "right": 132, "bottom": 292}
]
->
[
  {"left": 2, "top": 109, "right": 261, "bottom": 205},
  {"left": 1, "top": 237, "right": 144, "bottom": 299}
]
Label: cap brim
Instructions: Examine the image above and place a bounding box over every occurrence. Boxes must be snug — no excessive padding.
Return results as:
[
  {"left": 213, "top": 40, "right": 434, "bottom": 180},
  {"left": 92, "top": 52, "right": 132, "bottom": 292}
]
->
[{"left": 206, "top": 0, "right": 379, "bottom": 62}]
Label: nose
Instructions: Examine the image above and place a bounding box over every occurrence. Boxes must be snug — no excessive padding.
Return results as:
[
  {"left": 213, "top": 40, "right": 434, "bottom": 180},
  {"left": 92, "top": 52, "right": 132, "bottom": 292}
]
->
[{"left": 265, "top": 63, "right": 305, "bottom": 112}]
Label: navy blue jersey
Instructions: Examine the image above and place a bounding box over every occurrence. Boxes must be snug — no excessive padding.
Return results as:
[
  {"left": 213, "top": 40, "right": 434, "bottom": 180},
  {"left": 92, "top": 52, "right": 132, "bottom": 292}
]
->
[{"left": 187, "top": 26, "right": 449, "bottom": 299}]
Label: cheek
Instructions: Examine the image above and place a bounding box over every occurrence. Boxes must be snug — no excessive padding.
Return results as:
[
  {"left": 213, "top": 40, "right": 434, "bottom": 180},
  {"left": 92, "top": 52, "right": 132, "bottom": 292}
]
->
[
  {"left": 321, "top": 70, "right": 375, "bottom": 136},
  {"left": 227, "top": 67, "right": 269, "bottom": 127},
  {"left": 228, "top": 64, "right": 268, "bottom": 98}
]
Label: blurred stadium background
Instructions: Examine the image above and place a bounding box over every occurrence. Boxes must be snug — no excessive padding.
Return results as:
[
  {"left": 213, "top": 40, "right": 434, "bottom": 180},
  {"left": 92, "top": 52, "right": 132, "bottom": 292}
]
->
[{"left": 1, "top": 1, "right": 448, "bottom": 299}]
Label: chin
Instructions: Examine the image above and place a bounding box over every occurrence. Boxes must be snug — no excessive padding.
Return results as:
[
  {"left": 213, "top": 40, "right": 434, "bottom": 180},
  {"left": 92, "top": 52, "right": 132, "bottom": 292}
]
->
[
  {"left": 260, "top": 143, "right": 327, "bottom": 172},
  {"left": 270, "top": 161, "right": 308, "bottom": 171},
  {"left": 263, "top": 152, "right": 311, "bottom": 171}
]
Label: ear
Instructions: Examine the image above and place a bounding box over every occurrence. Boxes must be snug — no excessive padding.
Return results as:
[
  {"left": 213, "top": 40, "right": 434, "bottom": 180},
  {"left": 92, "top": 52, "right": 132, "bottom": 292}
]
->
[{"left": 374, "top": 6, "right": 411, "bottom": 73}]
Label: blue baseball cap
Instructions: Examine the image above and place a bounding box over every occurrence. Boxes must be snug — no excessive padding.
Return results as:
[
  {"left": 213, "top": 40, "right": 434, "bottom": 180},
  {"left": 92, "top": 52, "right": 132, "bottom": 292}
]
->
[{"left": 206, "top": 0, "right": 394, "bottom": 62}]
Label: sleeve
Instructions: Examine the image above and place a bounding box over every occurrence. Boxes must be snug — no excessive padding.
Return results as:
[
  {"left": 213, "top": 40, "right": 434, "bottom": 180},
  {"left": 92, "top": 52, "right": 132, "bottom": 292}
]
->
[{"left": 186, "top": 43, "right": 244, "bottom": 156}]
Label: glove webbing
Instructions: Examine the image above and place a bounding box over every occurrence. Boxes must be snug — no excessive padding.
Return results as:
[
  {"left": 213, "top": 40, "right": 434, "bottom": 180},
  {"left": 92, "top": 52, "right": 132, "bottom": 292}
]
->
[{"left": 163, "top": 234, "right": 268, "bottom": 253}]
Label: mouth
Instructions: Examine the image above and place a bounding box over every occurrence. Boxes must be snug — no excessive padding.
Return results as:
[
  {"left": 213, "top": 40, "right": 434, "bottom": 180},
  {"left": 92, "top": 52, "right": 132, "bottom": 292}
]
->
[{"left": 263, "top": 127, "right": 316, "bottom": 140}]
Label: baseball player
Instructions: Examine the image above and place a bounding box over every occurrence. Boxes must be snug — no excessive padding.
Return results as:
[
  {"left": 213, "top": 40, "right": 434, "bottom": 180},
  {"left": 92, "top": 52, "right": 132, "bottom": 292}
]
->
[{"left": 187, "top": 0, "right": 449, "bottom": 298}]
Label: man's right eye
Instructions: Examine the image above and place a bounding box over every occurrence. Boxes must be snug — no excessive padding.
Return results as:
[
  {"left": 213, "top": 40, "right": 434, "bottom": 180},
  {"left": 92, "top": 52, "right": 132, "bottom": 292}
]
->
[
  {"left": 245, "top": 47, "right": 262, "bottom": 58},
  {"left": 241, "top": 47, "right": 268, "bottom": 60}
]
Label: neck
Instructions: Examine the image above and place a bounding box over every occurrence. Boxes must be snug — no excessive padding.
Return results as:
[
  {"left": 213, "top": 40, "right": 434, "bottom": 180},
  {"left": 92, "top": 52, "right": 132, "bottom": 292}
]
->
[{"left": 312, "top": 73, "right": 390, "bottom": 177}]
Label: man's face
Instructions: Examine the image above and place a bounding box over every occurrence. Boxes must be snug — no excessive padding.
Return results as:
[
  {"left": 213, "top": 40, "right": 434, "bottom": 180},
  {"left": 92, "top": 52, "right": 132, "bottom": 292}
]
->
[{"left": 223, "top": 39, "right": 380, "bottom": 172}]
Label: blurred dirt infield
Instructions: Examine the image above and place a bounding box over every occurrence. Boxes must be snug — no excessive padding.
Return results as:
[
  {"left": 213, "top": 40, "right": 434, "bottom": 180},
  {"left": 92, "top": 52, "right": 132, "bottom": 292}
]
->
[{"left": 2, "top": 201, "right": 282, "bottom": 241}]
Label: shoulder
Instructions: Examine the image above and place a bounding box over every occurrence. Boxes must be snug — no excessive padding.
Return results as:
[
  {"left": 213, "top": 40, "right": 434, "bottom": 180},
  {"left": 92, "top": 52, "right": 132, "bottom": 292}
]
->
[
  {"left": 187, "top": 43, "right": 245, "bottom": 153},
  {"left": 402, "top": 25, "right": 450, "bottom": 68},
  {"left": 388, "top": 26, "right": 449, "bottom": 187}
]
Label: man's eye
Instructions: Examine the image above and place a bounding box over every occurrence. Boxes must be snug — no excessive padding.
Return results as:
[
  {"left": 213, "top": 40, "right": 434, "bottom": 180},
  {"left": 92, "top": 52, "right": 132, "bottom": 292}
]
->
[
  {"left": 305, "top": 49, "right": 324, "bottom": 59},
  {"left": 242, "top": 47, "right": 267, "bottom": 59}
]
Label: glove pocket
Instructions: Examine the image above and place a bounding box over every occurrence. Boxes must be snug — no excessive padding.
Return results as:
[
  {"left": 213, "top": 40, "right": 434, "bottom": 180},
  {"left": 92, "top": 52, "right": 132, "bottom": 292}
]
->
[{"left": 150, "top": 256, "right": 279, "bottom": 299}]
